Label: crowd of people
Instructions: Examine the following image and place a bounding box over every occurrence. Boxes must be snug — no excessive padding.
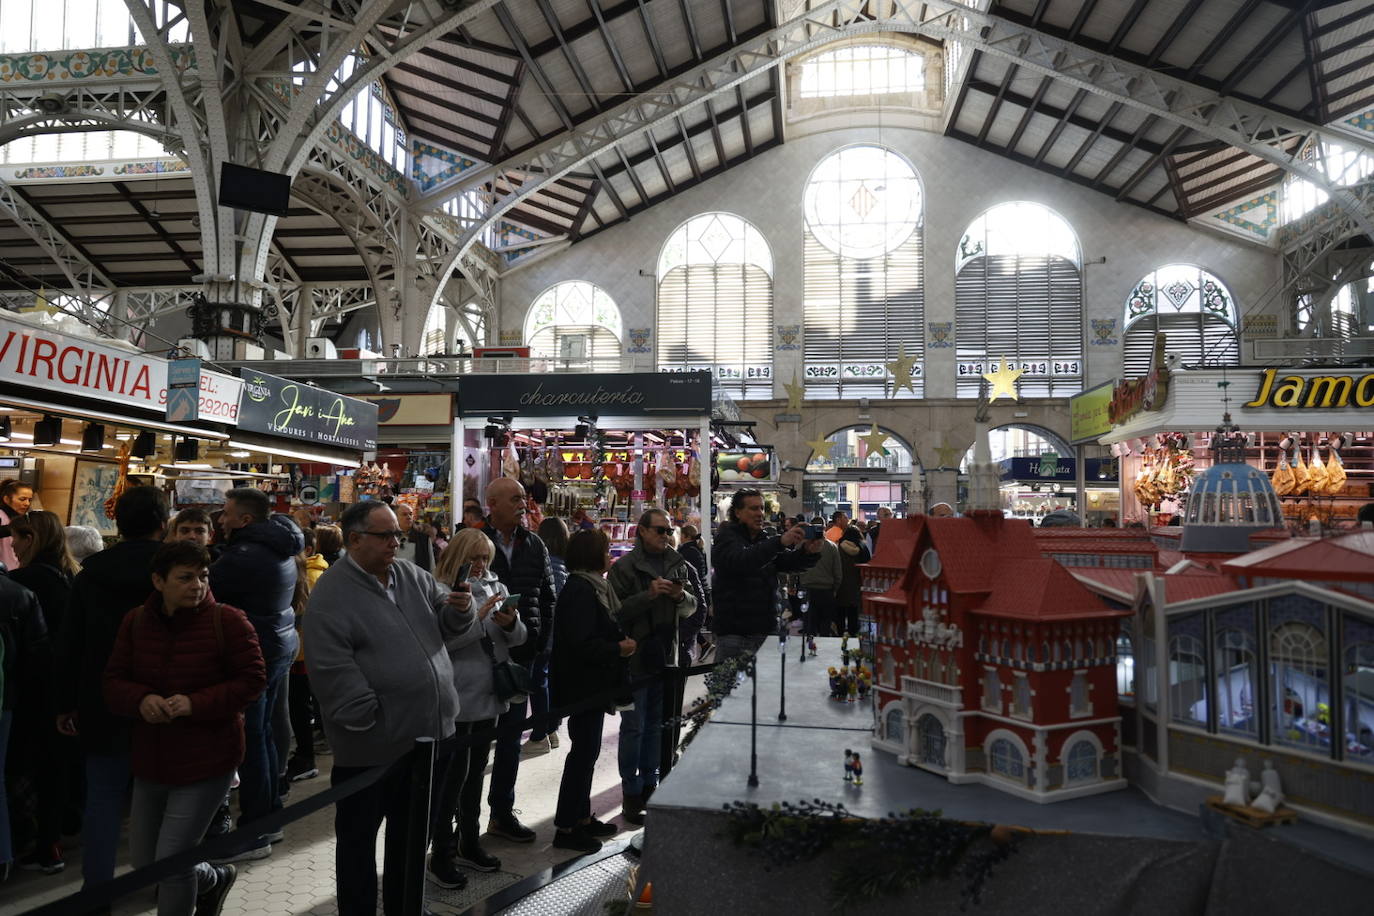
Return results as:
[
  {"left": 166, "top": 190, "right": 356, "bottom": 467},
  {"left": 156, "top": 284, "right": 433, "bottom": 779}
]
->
[{"left": 0, "top": 470, "right": 895, "bottom": 916}]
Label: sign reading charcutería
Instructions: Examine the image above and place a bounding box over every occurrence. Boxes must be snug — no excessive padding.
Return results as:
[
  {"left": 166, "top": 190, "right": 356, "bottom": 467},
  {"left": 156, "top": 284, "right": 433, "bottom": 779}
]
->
[{"left": 236, "top": 370, "right": 378, "bottom": 450}]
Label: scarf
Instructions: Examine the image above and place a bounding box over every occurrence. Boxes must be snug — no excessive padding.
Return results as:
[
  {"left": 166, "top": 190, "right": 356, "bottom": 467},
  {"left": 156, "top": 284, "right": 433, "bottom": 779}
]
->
[{"left": 572, "top": 569, "right": 620, "bottom": 618}]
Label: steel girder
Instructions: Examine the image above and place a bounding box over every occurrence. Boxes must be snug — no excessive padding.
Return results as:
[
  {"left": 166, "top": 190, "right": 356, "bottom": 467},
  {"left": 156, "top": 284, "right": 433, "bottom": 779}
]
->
[
  {"left": 420, "top": 0, "right": 1374, "bottom": 313},
  {"left": 1279, "top": 182, "right": 1374, "bottom": 335}
]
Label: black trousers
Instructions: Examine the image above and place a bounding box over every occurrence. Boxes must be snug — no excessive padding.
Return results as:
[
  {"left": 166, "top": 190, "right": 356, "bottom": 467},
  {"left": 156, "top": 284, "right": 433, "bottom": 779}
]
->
[
  {"left": 288, "top": 671, "right": 315, "bottom": 764},
  {"left": 807, "top": 592, "right": 837, "bottom": 637},
  {"left": 332, "top": 761, "right": 414, "bottom": 916},
  {"left": 554, "top": 709, "right": 605, "bottom": 831},
  {"left": 432, "top": 719, "right": 496, "bottom": 852}
]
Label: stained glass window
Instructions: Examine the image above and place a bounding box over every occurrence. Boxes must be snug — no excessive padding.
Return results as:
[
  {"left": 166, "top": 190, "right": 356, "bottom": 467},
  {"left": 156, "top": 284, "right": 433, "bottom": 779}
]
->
[
  {"left": 525, "top": 281, "right": 622, "bottom": 370},
  {"left": 1123, "top": 265, "right": 1238, "bottom": 377},
  {"left": 798, "top": 45, "right": 924, "bottom": 98},
  {"left": 1065, "top": 740, "right": 1098, "bottom": 782},
  {"left": 955, "top": 202, "right": 1082, "bottom": 397},
  {"left": 990, "top": 737, "right": 1024, "bottom": 780},
  {"left": 657, "top": 213, "right": 774, "bottom": 399},
  {"left": 803, "top": 145, "right": 923, "bottom": 397}
]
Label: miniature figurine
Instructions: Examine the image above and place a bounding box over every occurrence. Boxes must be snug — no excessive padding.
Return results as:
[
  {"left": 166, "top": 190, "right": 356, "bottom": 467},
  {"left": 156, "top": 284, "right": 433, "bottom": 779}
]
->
[
  {"left": 851, "top": 752, "right": 863, "bottom": 786},
  {"left": 846, "top": 670, "right": 859, "bottom": 703},
  {"left": 843, "top": 749, "right": 854, "bottom": 782},
  {"left": 1250, "top": 784, "right": 1281, "bottom": 814},
  {"left": 808, "top": 636, "right": 817, "bottom": 657},
  {"left": 828, "top": 667, "right": 843, "bottom": 701},
  {"left": 1223, "top": 758, "right": 1251, "bottom": 807},
  {"left": 840, "top": 634, "right": 850, "bottom": 666},
  {"left": 858, "top": 671, "right": 872, "bottom": 700},
  {"left": 1260, "top": 759, "right": 1284, "bottom": 804}
]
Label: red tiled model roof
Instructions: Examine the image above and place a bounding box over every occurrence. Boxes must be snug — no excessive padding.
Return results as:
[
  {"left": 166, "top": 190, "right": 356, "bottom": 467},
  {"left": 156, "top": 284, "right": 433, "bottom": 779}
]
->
[
  {"left": 1069, "top": 568, "right": 1143, "bottom": 600},
  {"left": 1221, "top": 531, "right": 1374, "bottom": 581},
  {"left": 975, "top": 557, "right": 1130, "bottom": 621},
  {"left": 925, "top": 514, "right": 1040, "bottom": 594}
]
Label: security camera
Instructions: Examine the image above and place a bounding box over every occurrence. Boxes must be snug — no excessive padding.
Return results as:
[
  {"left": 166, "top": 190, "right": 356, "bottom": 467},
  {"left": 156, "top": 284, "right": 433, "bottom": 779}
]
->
[{"left": 33, "top": 93, "right": 70, "bottom": 115}]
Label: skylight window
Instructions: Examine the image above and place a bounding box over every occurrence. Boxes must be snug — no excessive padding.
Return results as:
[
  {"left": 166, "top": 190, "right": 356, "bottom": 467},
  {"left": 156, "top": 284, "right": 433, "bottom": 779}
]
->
[
  {"left": 0, "top": 0, "right": 186, "bottom": 53},
  {"left": 0, "top": 130, "right": 170, "bottom": 166},
  {"left": 799, "top": 45, "right": 924, "bottom": 99},
  {"left": 1279, "top": 140, "right": 1374, "bottom": 225}
]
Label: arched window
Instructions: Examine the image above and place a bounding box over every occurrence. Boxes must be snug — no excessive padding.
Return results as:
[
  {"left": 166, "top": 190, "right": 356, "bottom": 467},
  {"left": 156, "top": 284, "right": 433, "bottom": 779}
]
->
[
  {"left": 1345, "top": 617, "right": 1374, "bottom": 767},
  {"left": 525, "top": 281, "right": 623, "bottom": 370},
  {"left": 1065, "top": 739, "right": 1098, "bottom": 783},
  {"left": 955, "top": 202, "right": 1083, "bottom": 397},
  {"left": 803, "top": 145, "right": 924, "bottom": 397},
  {"left": 1270, "top": 620, "right": 1327, "bottom": 752},
  {"left": 1123, "top": 265, "right": 1238, "bottom": 378},
  {"left": 418, "top": 302, "right": 481, "bottom": 357},
  {"left": 917, "top": 714, "right": 946, "bottom": 767},
  {"left": 1168, "top": 627, "right": 1206, "bottom": 727},
  {"left": 1216, "top": 627, "right": 1257, "bottom": 738},
  {"left": 805, "top": 425, "right": 914, "bottom": 473},
  {"left": 799, "top": 45, "right": 925, "bottom": 98},
  {"left": 657, "top": 213, "right": 773, "bottom": 398},
  {"left": 886, "top": 706, "right": 906, "bottom": 745},
  {"left": 989, "top": 737, "right": 1025, "bottom": 781}
]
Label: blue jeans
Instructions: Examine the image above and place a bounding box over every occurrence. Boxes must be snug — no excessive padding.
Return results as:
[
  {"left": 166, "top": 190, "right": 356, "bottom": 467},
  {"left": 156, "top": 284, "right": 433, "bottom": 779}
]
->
[
  {"left": 0, "top": 711, "right": 11, "bottom": 865},
  {"left": 129, "top": 772, "right": 233, "bottom": 916},
  {"left": 239, "top": 653, "right": 293, "bottom": 830},
  {"left": 527, "top": 653, "right": 561, "bottom": 740},
  {"left": 82, "top": 751, "right": 132, "bottom": 887},
  {"left": 618, "top": 682, "right": 664, "bottom": 797},
  {"left": 487, "top": 660, "right": 536, "bottom": 816}
]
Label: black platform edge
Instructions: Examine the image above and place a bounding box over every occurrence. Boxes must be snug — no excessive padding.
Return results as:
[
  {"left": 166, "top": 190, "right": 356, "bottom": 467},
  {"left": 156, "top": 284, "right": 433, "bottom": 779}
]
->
[{"left": 454, "top": 829, "right": 642, "bottom": 916}]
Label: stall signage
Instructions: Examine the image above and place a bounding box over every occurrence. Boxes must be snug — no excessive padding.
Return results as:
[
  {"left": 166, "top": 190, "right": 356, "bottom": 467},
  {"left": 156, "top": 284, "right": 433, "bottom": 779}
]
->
[
  {"left": 1244, "top": 368, "right": 1374, "bottom": 409},
  {"left": 1070, "top": 381, "right": 1114, "bottom": 443},
  {"left": 356, "top": 392, "right": 454, "bottom": 426},
  {"left": 166, "top": 358, "right": 201, "bottom": 422},
  {"left": 459, "top": 371, "right": 711, "bottom": 417},
  {"left": 0, "top": 314, "right": 241, "bottom": 424},
  {"left": 999, "top": 456, "right": 1075, "bottom": 481},
  {"left": 716, "top": 447, "right": 774, "bottom": 483},
  {"left": 237, "top": 370, "right": 379, "bottom": 450},
  {"left": 1108, "top": 334, "right": 1170, "bottom": 424}
]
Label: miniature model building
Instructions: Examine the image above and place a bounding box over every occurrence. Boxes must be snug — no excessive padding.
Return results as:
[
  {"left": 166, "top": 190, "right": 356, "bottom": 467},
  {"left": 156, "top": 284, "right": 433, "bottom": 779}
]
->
[{"left": 866, "top": 512, "right": 1131, "bottom": 802}]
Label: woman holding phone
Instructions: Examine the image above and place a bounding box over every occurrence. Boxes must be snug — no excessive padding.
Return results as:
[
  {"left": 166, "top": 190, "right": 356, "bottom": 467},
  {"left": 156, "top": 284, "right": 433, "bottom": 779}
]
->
[{"left": 429, "top": 529, "right": 527, "bottom": 888}]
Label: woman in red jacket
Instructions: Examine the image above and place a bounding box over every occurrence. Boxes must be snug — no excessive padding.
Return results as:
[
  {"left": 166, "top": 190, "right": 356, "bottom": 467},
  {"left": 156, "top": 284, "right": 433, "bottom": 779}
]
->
[{"left": 105, "top": 541, "right": 266, "bottom": 916}]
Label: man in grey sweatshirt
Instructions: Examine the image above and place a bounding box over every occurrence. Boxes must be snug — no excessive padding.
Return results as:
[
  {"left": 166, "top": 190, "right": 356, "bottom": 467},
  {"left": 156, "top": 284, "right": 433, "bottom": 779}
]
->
[{"left": 304, "top": 501, "right": 477, "bottom": 916}]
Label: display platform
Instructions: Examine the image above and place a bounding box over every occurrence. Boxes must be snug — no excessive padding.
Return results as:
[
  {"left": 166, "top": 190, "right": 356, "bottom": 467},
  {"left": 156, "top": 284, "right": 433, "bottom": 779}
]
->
[{"left": 641, "top": 638, "right": 1373, "bottom": 916}]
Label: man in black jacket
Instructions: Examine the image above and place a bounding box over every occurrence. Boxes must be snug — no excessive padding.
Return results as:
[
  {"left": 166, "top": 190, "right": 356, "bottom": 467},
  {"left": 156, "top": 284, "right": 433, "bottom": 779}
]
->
[
  {"left": 57, "top": 485, "right": 167, "bottom": 891},
  {"left": 482, "top": 476, "right": 556, "bottom": 843},
  {"left": 711, "top": 489, "right": 808, "bottom": 664},
  {"left": 210, "top": 487, "right": 303, "bottom": 859},
  {"left": 395, "top": 502, "right": 436, "bottom": 572}
]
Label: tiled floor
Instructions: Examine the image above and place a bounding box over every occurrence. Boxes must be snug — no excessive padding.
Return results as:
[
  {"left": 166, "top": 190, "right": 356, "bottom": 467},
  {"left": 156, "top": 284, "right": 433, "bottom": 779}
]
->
[{"left": 1, "top": 724, "right": 646, "bottom": 916}]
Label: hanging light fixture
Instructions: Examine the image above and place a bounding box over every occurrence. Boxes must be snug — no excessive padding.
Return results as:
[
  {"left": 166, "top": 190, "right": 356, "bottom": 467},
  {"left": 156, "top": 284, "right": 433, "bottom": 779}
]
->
[
  {"left": 33, "top": 415, "right": 61, "bottom": 446},
  {"left": 175, "top": 438, "right": 199, "bottom": 462},
  {"left": 132, "top": 430, "right": 158, "bottom": 458},
  {"left": 81, "top": 423, "right": 106, "bottom": 452}
]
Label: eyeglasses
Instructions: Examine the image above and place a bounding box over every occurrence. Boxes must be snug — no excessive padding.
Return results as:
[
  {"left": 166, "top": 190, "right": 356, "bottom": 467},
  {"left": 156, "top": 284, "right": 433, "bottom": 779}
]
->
[
  {"left": 645, "top": 525, "right": 674, "bottom": 536},
  {"left": 360, "top": 529, "right": 406, "bottom": 542}
]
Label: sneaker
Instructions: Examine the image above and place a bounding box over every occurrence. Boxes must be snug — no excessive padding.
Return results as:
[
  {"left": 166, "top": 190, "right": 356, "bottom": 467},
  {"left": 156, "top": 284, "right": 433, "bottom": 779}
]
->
[
  {"left": 19, "top": 842, "right": 65, "bottom": 874},
  {"left": 286, "top": 757, "right": 319, "bottom": 782},
  {"left": 229, "top": 772, "right": 240, "bottom": 790},
  {"left": 260, "top": 829, "right": 284, "bottom": 845},
  {"left": 621, "top": 794, "right": 645, "bottom": 826},
  {"left": 520, "top": 737, "right": 550, "bottom": 756},
  {"left": 426, "top": 855, "right": 468, "bottom": 890},
  {"left": 486, "top": 811, "right": 536, "bottom": 843},
  {"left": 194, "top": 864, "right": 236, "bottom": 916},
  {"left": 584, "top": 817, "right": 618, "bottom": 839},
  {"left": 547, "top": 731, "right": 561, "bottom": 749},
  {"left": 210, "top": 843, "right": 271, "bottom": 865},
  {"left": 206, "top": 804, "right": 233, "bottom": 838},
  {"left": 454, "top": 843, "right": 500, "bottom": 872},
  {"left": 551, "top": 828, "right": 602, "bottom": 854}
]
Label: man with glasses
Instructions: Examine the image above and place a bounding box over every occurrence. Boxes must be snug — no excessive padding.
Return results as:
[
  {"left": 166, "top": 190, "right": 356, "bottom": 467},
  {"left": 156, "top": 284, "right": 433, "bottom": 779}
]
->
[
  {"left": 607, "top": 509, "right": 701, "bottom": 824},
  {"left": 304, "top": 500, "right": 476, "bottom": 916}
]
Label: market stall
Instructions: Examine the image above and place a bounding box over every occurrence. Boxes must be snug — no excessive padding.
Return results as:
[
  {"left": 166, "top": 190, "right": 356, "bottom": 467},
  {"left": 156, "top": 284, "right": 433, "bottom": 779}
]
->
[
  {"left": 354, "top": 393, "right": 456, "bottom": 534},
  {"left": 996, "top": 455, "right": 1120, "bottom": 525},
  {"left": 455, "top": 371, "right": 713, "bottom": 558},
  {"left": 1102, "top": 366, "right": 1374, "bottom": 527}
]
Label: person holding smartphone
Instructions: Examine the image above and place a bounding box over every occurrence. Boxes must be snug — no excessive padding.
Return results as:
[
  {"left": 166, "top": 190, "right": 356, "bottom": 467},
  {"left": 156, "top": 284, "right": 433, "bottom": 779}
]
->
[
  {"left": 429, "top": 529, "right": 527, "bottom": 888},
  {"left": 607, "top": 509, "right": 700, "bottom": 825}
]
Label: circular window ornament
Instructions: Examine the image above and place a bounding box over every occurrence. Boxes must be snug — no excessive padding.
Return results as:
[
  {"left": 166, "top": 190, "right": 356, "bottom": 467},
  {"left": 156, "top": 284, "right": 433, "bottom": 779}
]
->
[
  {"left": 920, "top": 547, "right": 942, "bottom": 580},
  {"left": 804, "top": 145, "right": 921, "bottom": 260}
]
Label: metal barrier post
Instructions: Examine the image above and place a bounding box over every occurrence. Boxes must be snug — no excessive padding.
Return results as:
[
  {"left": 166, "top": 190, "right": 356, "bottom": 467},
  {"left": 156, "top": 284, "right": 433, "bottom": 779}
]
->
[
  {"left": 403, "top": 737, "right": 436, "bottom": 916},
  {"left": 747, "top": 653, "right": 759, "bottom": 787}
]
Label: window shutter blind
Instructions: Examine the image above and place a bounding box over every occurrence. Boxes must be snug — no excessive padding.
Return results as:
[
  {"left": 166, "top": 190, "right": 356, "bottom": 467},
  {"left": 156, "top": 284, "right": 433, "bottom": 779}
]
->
[
  {"left": 530, "top": 325, "right": 622, "bottom": 371},
  {"left": 1122, "top": 313, "right": 1238, "bottom": 378},
  {"left": 657, "top": 264, "right": 773, "bottom": 399}
]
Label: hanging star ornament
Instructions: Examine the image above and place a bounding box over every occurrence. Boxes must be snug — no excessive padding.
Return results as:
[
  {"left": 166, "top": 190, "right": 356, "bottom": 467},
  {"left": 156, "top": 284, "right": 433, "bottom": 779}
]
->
[
  {"left": 885, "top": 345, "right": 919, "bottom": 395},
  {"left": 934, "top": 443, "right": 963, "bottom": 469},
  {"left": 784, "top": 372, "right": 805, "bottom": 413},
  {"left": 982, "top": 356, "right": 1024, "bottom": 402},
  {"left": 806, "top": 433, "right": 834, "bottom": 463},
  {"left": 860, "top": 424, "right": 890, "bottom": 457}
]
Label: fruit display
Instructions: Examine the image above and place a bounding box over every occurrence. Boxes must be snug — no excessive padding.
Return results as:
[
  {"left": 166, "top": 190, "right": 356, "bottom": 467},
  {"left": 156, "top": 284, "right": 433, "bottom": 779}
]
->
[{"left": 716, "top": 450, "right": 772, "bottom": 482}]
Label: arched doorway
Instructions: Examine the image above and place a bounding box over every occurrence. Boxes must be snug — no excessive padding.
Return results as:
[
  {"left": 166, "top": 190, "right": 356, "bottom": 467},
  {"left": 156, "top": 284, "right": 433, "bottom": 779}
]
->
[
  {"left": 805, "top": 425, "right": 918, "bottom": 521},
  {"left": 960, "top": 423, "right": 1115, "bottom": 523},
  {"left": 885, "top": 706, "right": 906, "bottom": 745},
  {"left": 917, "top": 713, "right": 946, "bottom": 767}
]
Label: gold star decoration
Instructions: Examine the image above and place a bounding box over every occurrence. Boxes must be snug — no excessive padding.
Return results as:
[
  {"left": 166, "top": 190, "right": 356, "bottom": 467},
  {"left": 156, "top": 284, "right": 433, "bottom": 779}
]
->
[
  {"left": 806, "top": 433, "right": 834, "bottom": 464},
  {"left": 885, "top": 345, "right": 919, "bottom": 395},
  {"left": 982, "top": 356, "right": 1024, "bottom": 402},
  {"left": 784, "top": 372, "right": 805, "bottom": 413},
  {"left": 934, "top": 443, "right": 964, "bottom": 468},
  {"left": 860, "top": 424, "right": 890, "bottom": 457}
]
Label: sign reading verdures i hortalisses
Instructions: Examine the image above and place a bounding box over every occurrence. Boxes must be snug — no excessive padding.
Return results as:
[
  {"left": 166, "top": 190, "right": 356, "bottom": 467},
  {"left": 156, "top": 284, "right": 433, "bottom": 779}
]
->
[{"left": 236, "top": 370, "right": 378, "bottom": 450}]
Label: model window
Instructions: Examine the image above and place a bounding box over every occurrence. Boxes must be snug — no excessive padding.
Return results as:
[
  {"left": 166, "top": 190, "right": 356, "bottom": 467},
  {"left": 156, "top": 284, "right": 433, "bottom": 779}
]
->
[
  {"left": 982, "top": 668, "right": 1002, "bottom": 714},
  {"left": 1123, "top": 265, "right": 1238, "bottom": 378},
  {"left": 1345, "top": 623, "right": 1374, "bottom": 766},
  {"left": 803, "top": 145, "right": 924, "bottom": 397},
  {"left": 1070, "top": 672, "right": 1091, "bottom": 717},
  {"left": 799, "top": 45, "right": 925, "bottom": 98},
  {"left": 990, "top": 738, "right": 1025, "bottom": 780},
  {"left": 1065, "top": 740, "right": 1098, "bottom": 783},
  {"left": 885, "top": 706, "right": 905, "bottom": 745},
  {"left": 657, "top": 212, "right": 773, "bottom": 398},
  {"left": 524, "top": 281, "right": 623, "bottom": 370},
  {"left": 918, "top": 714, "right": 946, "bottom": 767},
  {"left": 1216, "top": 628, "right": 1258, "bottom": 739},
  {"left": 955, "top": 202, "right": 1083, "bottom": 397},
  {"left": 1168, "top": 628, "right": 1207, "bottom": 727},
  {"left": 1012, "top": 675, "right": 1032, "bottom": 718},
  {"left": 1117, "top": 627, "right": 1135, "bottom": 699},
  {"left": 1271, "top": 620, "right": 1328, "bottom": 753}
]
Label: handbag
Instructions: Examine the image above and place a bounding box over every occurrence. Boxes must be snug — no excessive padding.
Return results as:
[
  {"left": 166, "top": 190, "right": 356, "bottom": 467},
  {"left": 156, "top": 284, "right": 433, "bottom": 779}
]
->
[{"left": 481, "top": 631, "right": 532, "bottom": 704}]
